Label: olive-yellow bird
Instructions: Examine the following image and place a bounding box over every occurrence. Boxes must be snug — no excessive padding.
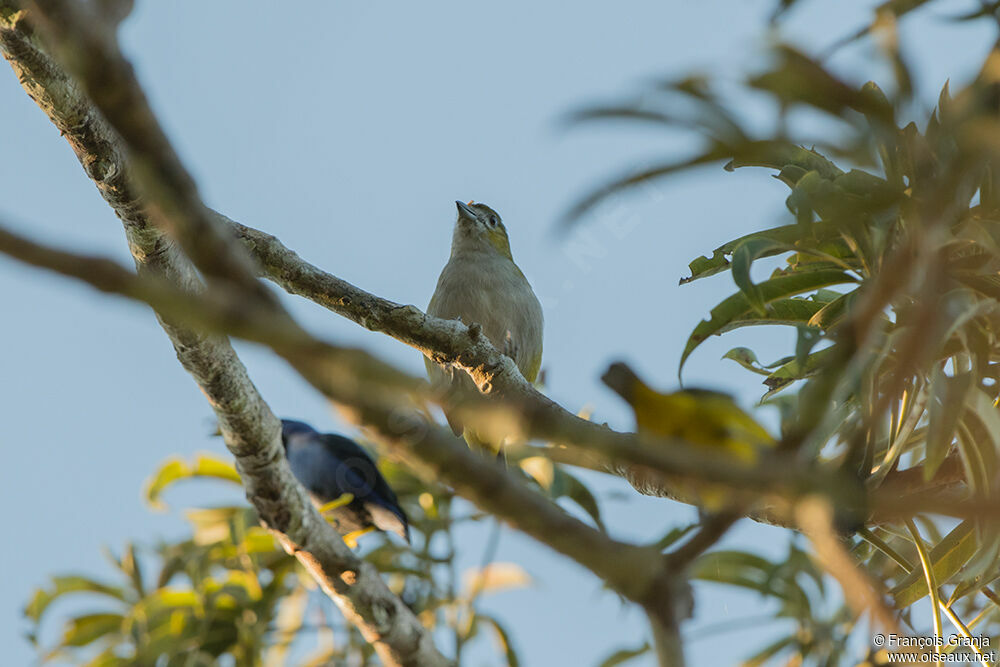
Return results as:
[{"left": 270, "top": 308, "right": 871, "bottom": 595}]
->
[{"left": 602, "top": 361, "right": 773, "bottom": 464}]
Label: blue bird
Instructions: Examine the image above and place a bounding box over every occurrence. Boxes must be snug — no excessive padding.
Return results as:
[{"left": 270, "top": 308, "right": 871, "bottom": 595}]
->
[{"left": 280, "top": 419, "right": 410, "bottom": 545}]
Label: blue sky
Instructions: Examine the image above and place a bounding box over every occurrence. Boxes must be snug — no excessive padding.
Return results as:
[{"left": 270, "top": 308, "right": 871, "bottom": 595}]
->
[{"left": 1, "top": 1, "right": 995, "bottom": 665}]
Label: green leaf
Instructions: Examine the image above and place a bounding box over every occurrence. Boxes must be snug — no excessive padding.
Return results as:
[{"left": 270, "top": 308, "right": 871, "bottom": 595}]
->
[
  {"left": 684, "top": 249, "right": 731, "bottom": 283},
  {"left": 955, "top": 388, "right": 1000, "bottom": 494},
  {"left": 807, "top": 289, "right": 857, "bottom": 329},
  {"left": 82, "top": 647, "right": 126, "bottom": 667},
  {"left": 721, "top": 347, "right": 785, "bottom": 376},
  {"left": 520, "top": 459, "right": 605, "bottom": 531},
  {"left": 145, "top": 454, "right": 242, "bottom": 510},
  {"left": 654, "top": 522, "right": 698, "bottom": 551},
  {"left": 749, "top": 47, "right": 863, "bottom": 118},
  {"left": 680, "top": 270, "right": 855, "bottom": 374},
  {"left": 890, "top": 520, "right": 977, "bottom": 608},
  {"left": 731, "top": 238, "right": 789, "bottom": 314},
  {"left": 924, "top": 370, "right": 974, "bottom": 480},
  {"left": 61, "top": 613, "right": 123, "bottom": 647},
  {"left": 119, "top": 543, "right": 145, "bottom": 599},
  {"left": 724, "top": 141, "right": 844, "bottom": 180},
  {"left": 25, "top": 576, "right": 126, "bottom": 623},
  {"left": 681, "top": 220, "right": 845, "bottom": 284},
  {"left": 598, "top": 641, "right": 651, "bottom": 667},
  {"left": 691, "top": 550, "right": 809, "bottom": 606},
  {"left": 554, "top": 466, "right": 606, "bottom": 532},
  {"left": 763, "top": 346, "right": 839, "bottom": 397},
  {"left": 183, "top": 506, "right": 252, "bottom": 545}
]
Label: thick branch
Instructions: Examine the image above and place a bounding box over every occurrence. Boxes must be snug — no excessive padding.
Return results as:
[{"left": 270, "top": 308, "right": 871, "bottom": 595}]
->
[
  {"left": 0, "top": 10, "right": 449, "bottom": 666},
  {"left": 22, "top": 0, "right": 274, "bottom": 302},
  {"left": 0, "top": 3, "right": 874, "bottom": 533},
  {"left": 0, "top": 205, "right": 689, "bottom": 665},
  {"left": 227, "top": 215, "right": 867, "bottom": 523},
  {"left": 0, "top": 8, "right": 693, "bottom": 662}
]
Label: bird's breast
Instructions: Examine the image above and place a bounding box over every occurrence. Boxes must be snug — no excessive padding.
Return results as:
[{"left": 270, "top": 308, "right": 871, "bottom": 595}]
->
[{"left": 429, "top": 255, "right": 543, "bottom": 377}]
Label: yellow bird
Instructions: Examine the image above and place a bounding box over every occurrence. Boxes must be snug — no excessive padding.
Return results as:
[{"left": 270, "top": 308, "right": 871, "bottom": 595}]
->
[{"left": 601, "top": 361, "right": 774, "bottom": 464}]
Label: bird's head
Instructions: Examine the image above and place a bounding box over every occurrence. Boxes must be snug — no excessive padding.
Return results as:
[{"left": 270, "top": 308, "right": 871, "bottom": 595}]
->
[
  {"left": 280, "top": 419, "right": 317, "bottom": 451},
  {"left": 452, "top": 200, "right": 513, "bottom": 260},
  {"left": 601, "top": 361, "right": 644, "bottom": 403}
]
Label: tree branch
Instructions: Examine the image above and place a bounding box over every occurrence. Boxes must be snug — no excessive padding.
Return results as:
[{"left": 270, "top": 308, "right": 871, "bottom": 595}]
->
[
  {"left": 0, "top": 213, "right": 692, "bottom": 665},
  {"left": 0, "top": 9, "right": 449, "bottom": 666},
  {"left": 22, "top": 0, "right": 275, "bottom": 302},
  {"left": 0, "top": 2, "right": 879, "bottom": 533}
]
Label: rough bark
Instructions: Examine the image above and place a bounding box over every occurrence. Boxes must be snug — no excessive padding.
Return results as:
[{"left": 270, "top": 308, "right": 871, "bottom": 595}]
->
[{"left": 0, "top": 8, "right": 449, "bottom": 666}]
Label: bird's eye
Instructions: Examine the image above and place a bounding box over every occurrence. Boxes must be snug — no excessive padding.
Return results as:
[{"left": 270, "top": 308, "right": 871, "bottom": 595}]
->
[{"left": 489, "top": 215, "right": 498, "bottom": 227}]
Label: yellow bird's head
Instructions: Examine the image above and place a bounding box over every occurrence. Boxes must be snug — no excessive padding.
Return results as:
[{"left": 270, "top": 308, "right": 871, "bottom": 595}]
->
[{"left": 452, "top": 200, "right": 513, "bottom": 260}]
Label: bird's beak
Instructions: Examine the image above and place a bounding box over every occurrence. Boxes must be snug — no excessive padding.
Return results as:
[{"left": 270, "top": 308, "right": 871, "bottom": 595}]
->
[{"left": 455, "top": 200, "right": 476, "bottom": 219}]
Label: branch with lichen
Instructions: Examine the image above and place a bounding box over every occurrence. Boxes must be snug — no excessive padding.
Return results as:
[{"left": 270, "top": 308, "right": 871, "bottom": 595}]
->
[
  {"left": 0, "top": 0, "right": 957, "bottom": 528},
  {"left": 0, "top": 6, "right": 448, "bottom": 666},
  {"left": 0, "top": 2, "right": 695, "bottom": 662},
  {"left": 3, "top": 3, "right": 983, "bottom": 663}
]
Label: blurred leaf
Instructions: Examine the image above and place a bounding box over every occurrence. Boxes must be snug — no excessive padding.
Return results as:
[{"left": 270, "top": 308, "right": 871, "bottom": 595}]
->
[
  {"left": 119, "top": 543, "right": 144, "bottom": 599},
  {"left": 924, "top": 369, "right": 974, "bottom": 479},
  {"left": 520, "top": 459, "right": 605, "bottom": 530},
  {"left": 750, "top": 47, "right": 866, "bottom": 118},
  {"left": 553, "top": 466, "right": 606, "bottom": 531},
  {"left": 654, "top": 522, "right": 698, "bottom": 551},
  {"left": 744, "top": 635, "right": 796, "bottom": 666},
  {"left": 476, "top": 614, "right": 521, "bottom": 667},
  {"left": 462, "top": 563, "right": 532, "bottom": 597},
  {"left": 519, "top": 456, "right": 555, "bottom": 490},
  {"left": 145, "top": 454, "right": 242, "bottom": 511},
  {"left": 691, "top": 550, "right": 809, "bottom": 607},
  {"left": 891, "top": 520, "right": 976, "bottom": 607},
  {"left": 564, "top": 151, "right": 728, "bottom": 224},
  {"left": 25, "top": 576, "right": 125, "bottom": 623},
  {"left": 598, "top": 641, "right": 651, "bottom": 666},
  {"left": 60, "top": 613, "right": 123, "bottom": 647}
]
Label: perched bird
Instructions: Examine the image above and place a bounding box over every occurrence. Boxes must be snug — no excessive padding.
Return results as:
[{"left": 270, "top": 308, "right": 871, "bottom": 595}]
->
[
  {"left": 602, "top": 362, "right": 774, "bottom": 464},
  {"left": 280, "top": 419, "right": 410, "bottom": 545},
  {"left": 426, "top": 201, "right": 544, "bottom": 450}
]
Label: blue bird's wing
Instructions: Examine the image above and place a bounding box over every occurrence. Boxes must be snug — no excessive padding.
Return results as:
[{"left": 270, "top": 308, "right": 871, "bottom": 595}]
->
[
  {"left": 280, "top": 421, "right": 410, "bottom": 542},
  {"left": 317, "top": 434, "right": 410, "bottom": 542}
]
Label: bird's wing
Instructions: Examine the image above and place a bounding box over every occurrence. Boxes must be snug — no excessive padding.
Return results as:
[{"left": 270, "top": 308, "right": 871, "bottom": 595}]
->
[
  {"left": 424, "top": 357, "right": 466, "bottom": 436},
  {"left": 319, "top": 434, "right": 411, "bottom": 535}
]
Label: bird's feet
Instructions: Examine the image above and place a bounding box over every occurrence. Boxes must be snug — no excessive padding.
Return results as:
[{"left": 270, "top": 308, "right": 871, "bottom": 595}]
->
[
  {"left": 342, "top": 527, "right": 375, "bottom": 549},
  {"left": 318, "top": 492, "right": 354, "bottom": 514}
]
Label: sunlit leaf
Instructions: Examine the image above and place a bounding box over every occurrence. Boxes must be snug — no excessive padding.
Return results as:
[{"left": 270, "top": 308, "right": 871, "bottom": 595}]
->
[
  {"left": 25, "top": 576, "right": 126, "bottom": 623},
  {"left": 145, "top": 454, "right": 242, "bottom": 511},
  {"left": 60, "top": 613, "right": 123, "bottom": 647},
  {"left": 890, "top": 520, "right": 977, "bottom": 608},
  {"left": 476, "top": 614, "right": 521, "bottom": 667},
  {"left": 462, "top": 563, "right": 532, "bottom": 597},
  {"left": 598, "top": 641, "right": 651, "bottom": 666}
]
